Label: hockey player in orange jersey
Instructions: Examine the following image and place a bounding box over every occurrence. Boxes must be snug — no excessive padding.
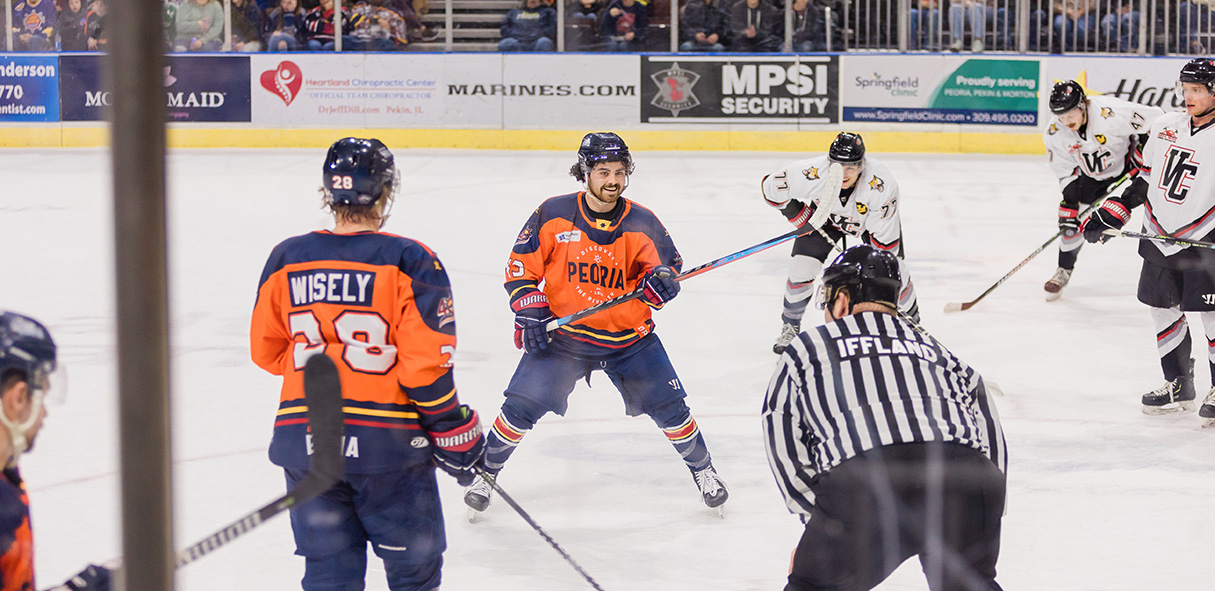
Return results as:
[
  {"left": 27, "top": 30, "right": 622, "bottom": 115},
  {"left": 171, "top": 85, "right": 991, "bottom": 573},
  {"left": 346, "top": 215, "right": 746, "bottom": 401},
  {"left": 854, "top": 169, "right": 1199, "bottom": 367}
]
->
[
  {"left": 462, "top": 132, "right": 729, "bottom": 515},
  {"left": 250, "top": 138, "right": 485, "bottom": 591}
]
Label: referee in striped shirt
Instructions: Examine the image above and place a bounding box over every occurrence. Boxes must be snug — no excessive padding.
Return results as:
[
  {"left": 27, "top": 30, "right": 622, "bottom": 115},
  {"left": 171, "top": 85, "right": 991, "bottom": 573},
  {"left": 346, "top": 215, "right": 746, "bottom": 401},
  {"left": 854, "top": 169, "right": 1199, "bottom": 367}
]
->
[{"left": 762, "top": 245, "right": 1007, "bottom": 591}]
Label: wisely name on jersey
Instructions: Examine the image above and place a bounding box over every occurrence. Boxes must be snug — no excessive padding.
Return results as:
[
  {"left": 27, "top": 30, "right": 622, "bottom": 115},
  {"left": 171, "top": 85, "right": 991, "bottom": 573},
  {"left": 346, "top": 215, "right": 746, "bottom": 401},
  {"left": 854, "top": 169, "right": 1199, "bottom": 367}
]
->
[
  {"left": 1044, "top": 94, "right": 1164, "bottom": 187},
  {"left": 761, "top": 155, "right": 903, "bottom": 252},
  {"left": 506, "top": 192, "right": 681, "bottom": 359},
  {"left": 1139, "top": 111, "right": 1215, "bottom": 258},
  {"left": 251, "top": 231, "right": 462, "bottom": 473}
]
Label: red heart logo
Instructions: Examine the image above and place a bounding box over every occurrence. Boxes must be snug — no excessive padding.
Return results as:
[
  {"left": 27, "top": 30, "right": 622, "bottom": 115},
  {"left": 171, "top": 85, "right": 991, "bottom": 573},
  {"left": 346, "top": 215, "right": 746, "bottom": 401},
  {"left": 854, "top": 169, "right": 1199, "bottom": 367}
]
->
[{"left": 260, "top": 61, "right": 303, "bottom": 106}]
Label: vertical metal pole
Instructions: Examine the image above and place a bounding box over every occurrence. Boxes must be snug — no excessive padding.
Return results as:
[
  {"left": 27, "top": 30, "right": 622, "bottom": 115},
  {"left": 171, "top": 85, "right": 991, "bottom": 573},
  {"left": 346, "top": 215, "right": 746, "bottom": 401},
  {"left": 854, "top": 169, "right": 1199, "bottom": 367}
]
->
[
  {"left": 335, "top": 0, "right": 343, "bottom": 52},
  {"left": 5, "top": 0, "right": 12, "bottom": 51},
  {"left": 1139, "top": 0, "right": 1148, "bottom": 55},
  {"left": 108, "top": 0, "right": 172, "bottom": 590},
  {"left": 1018, "top": 0, "right": 1028, "bottom": 53},
  {"left": 445, "top": 0, "right": 453, "bottom": 51},
  {"left": 224, "top": 0, "right": 232, "bottom": 51},
  {"left": 897, "top": 0, "right": 908, "bottom": 52},
  {"left": 670, "top": 0, "right": 677, "bottom": 52},
  {"left": 557, "top": 0, "right": 564, "bottom": 51},
  {"left": 785, "top": 0, "right": 793, "bottom": 52},
  {"left": 825, "top": 6, "right": 831, "bottom": 51}
]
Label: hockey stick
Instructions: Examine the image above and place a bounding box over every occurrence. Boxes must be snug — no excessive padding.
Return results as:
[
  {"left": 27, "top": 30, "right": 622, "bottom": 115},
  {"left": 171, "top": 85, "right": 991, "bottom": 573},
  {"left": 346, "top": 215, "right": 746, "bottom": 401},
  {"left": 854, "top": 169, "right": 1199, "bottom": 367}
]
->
[
  {"left": 1104, "top": 229, "right": 1215, "bottom": 250},
  {"left": 175, "top": 354, "right": 346, "bottom": 567},
  {"left": 943, "top": 173, "right": 1130, "bottom": 313},
  {"left": 475, "top": 468, "right": 606, "bottom": 591},
  {"left": 545, "top": 223, "right": 821, "bottom": 331}
]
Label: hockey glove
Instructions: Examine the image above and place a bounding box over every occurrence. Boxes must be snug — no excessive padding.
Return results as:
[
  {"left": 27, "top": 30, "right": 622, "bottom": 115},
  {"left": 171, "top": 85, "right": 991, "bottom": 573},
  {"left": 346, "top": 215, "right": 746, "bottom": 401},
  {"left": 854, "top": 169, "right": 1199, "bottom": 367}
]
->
[
  {"left": 64, "top": 564, "right": 111, "bottom": 591},
  {"left": 428, "top": 405, "right": 485, "bottom": 486},
  {"left": 786, "top": 199, "right": 816, "bottom": 228},
  {"left": 512, "top": 291, "right": 554, "bottom": 353},
  {"left": 641, "top": 265, "right": 680, "bottom": 308},
  {"left": 1058, "top": 201, "right": 1080, "bottom": 238},
  {"left": 1082, "top": 199, "right": 1131, "bottom": 244}
]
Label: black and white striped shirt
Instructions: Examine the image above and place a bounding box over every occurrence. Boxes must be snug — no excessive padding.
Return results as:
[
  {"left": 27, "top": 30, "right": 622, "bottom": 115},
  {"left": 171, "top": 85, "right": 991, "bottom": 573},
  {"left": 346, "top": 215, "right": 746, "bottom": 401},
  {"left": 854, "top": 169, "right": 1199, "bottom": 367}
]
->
[{"left": 762, "top": 311, "right": 1007, "bottom": 516}]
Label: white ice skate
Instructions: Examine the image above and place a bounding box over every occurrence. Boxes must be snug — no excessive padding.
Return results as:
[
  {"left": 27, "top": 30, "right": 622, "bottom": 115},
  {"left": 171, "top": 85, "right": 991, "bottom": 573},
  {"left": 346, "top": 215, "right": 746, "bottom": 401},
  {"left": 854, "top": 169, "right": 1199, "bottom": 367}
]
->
[
  {"left": 691, "top": 464, "right": 729, "bottom": 517},
  {"left": 1043, "top": 267, "right": 1072, "bottom": 302},
  {"left": 464, "top": 473, "right": 494, "bottom": 522},
  {"left": 1200, "top": 387, "right": 1215, "bottom": 428},
  {"left": 773, "top": 321, "right": 800, "bottom": 355}
]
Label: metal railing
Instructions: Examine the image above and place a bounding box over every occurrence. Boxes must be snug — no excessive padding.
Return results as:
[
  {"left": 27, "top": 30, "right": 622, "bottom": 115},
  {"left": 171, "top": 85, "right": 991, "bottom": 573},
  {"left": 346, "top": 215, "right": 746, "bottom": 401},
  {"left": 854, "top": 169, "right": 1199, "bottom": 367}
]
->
[{"left": 2, "top": 0, "right": 1213, "bottom": 53}]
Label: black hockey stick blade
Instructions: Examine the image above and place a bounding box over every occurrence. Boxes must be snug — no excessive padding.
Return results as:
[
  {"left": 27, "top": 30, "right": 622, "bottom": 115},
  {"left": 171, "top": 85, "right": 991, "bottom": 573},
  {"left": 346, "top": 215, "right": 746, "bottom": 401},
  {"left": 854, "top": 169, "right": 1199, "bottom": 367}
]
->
[
  {"left": 175, "top": 354, "right": 345, "bottom": 568},
  {"left": 944, "top": 173, "right": 1130, "bottom": 313}
]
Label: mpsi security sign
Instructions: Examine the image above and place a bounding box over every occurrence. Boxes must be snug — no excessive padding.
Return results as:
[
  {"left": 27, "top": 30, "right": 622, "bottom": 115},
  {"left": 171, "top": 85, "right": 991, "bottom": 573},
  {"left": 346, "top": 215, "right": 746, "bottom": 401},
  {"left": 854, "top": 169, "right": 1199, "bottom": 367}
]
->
[{"left": 641, "top": 56, "right": 838, "bottom": 123}]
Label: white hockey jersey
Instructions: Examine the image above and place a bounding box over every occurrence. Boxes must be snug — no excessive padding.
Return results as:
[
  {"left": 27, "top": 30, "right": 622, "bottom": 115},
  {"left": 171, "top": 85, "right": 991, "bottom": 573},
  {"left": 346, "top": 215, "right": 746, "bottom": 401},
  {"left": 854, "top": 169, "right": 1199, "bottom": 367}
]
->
[
  {"left": 760, "top": 155, "right": 903, "bottom": 253},
  {"left": 1044, "top": 94, "right": 1164, "bottom": 189},
  {"left": 1139, "top": 111, "right": 1215, "bottom": 257}
]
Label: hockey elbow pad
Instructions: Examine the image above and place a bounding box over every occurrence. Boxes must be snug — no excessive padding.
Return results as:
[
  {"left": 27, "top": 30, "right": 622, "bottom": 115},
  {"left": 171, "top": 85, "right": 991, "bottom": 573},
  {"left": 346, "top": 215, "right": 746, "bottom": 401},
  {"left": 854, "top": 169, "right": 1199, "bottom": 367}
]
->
[{"left": 429, "top": 405, "right": 485, "bottom": 485}]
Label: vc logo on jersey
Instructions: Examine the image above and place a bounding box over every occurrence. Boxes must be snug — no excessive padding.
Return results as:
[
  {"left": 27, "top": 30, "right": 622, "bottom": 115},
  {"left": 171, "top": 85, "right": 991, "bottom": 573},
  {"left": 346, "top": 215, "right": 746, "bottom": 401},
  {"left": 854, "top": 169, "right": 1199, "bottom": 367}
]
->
[{"left": 1160, "top": 145, "right": 1200, "bottom": 203}]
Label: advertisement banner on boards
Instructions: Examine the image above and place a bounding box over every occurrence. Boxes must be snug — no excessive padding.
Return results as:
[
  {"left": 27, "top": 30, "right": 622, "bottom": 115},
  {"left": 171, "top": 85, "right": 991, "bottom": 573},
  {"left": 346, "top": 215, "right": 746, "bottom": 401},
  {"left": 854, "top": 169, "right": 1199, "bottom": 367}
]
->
[
  {"left": 497, "top": 54, "right": 639, "bottom": 128},
  {"left": 841, "top": 56, "right": 1038, "bottom": 126},
  {"left": 0, "top": 55, "right": 59, "bottom": 122},
  {"left": 1045, "top": 56, "right": 1190, "bottom": 112},
  {"left": 59, "top": 54, "right": 251, "bottom": 122},
  {"left": 640, "top": 55, "right": 838, "bottom": 123},
  {"left": 251, "top": 54, "right": 447, "bottom": 127}
]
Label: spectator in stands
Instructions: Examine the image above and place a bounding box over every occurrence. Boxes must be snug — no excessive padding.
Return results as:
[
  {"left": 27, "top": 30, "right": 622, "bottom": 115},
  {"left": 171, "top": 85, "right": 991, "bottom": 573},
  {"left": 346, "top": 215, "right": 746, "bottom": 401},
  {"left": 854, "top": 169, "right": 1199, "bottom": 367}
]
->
[
  {"left": 498, "top": 0, "right": 556, "bottom": 52},
  {"left": 1177, "top": 0, "right": 1209, "bottom": 53},
  {"left": 304, "top": 0, "right": 360, "bottom": 50},
  {"left": 1100, "top": 0, "right": 1138, "bottom": 52},
  {"left": 679, "top": 0, "right": 728, "bottom": 51},
  {"left": 730, "top": 0, "right": 780, "bottom": 51},
  {"left": 86, "top": 0, "right": 108, "bottom": 50},
  {"left": 12, "top": 0, "right": 56, "bottom": 50},
  {"left": 174, "top": 0, "right": 225, "bottom": 51},
  {"left": 351, "top": 0, "right": 410, "bottom": 50},
  {"left": 566, "top": 0, "right": 603, "bottom": 50},
  {"left": 600, "top": 0, "right": 647, "bottom": 51},
  {"left": 232, "top": 0, "right": 265, "bottom": 51},
  {"left": 267, "top": 0, "right": 306, "bottom": 51},
  {"left": 908, "top": 0, "right": 941, "bottom": 49},
  {"left": 57, "top": 0, "right": 89, "bottom": 51},
  {"left": 947, "top": 0, "right": 985, "bottom": 52},
  {"left": 163, "top": 0, "right": 177, "bottom": 52},
  {"left": 791, "top": 0, "right": 827, "bottom": 52},
  {"left": 1051, "top": 0, "right": 1096, "bottom": 51}
]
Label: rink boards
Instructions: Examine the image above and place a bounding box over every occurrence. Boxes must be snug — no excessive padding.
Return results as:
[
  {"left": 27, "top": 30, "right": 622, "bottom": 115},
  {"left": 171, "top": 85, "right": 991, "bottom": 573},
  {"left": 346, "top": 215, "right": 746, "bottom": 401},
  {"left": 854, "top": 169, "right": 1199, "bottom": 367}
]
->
[{"left": 0, "top": 52, "right": 1195, "bottom": 153}]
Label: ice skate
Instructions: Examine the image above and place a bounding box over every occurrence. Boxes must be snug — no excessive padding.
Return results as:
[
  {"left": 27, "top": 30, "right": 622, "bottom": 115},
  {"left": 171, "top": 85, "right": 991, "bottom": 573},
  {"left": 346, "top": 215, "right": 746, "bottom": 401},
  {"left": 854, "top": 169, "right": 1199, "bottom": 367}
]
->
[
  {"left": 773, "top": 321, "right": 800, "bottom": 354},
  {"left": 463, "top": 473, "right": 494, "bottom": 520},
  {"left": 1142, "top": 363, "right": 1196, "bottom": 415},
  {"left": 691, "top": 464, "right": 729, "bottom": 515},
  {"left": 1199, "top": 387, "right": 1215, "bottom": 428},
  {"left": 1043, "top": 267, "right": 1072, "bottom": 301}
]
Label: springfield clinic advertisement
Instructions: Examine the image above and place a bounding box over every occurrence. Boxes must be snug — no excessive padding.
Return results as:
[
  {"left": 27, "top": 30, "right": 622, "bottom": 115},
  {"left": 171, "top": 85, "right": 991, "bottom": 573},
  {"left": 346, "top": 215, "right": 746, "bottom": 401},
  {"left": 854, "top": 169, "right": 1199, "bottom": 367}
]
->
[{"left": 843, "top": 57, "right": 1038, "bottom": 126}]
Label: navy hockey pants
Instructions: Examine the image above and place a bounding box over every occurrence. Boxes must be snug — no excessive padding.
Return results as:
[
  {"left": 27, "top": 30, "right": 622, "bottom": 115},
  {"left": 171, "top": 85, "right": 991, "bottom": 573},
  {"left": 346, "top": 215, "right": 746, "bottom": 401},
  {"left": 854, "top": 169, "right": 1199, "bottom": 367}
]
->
[
  {"left": 285, "top": 463, "right": 445, "bottom": 591},
  {"left": 787, "top": 443, "right": 1005, "bottom": 591}
]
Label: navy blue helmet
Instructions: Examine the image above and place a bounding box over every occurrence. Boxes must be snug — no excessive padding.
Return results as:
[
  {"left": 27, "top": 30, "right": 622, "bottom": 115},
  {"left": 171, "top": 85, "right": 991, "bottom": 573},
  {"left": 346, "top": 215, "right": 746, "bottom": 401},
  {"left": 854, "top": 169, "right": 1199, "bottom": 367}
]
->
[
  {"left": 322, "top": 137, "right": 398, "bottom": 206},
  {"left": 0, "top": 311, "right": 56, "bottom": 390},
  {"left": 573, "top": 132, "right": 634, "bottom": 182},
  {"left": 1049, "top": 80, "right": 1086, "bottom": 114},
  {"left": 820, "top": 245, "right": 902, "bottom": 310},
  {"left": 828, "top": 132, "right": 866, "bottom": 163}
]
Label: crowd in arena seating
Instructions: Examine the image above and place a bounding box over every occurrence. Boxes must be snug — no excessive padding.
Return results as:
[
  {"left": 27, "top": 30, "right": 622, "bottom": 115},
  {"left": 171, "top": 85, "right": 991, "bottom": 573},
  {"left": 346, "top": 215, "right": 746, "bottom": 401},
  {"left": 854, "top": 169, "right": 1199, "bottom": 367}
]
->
[{"left": 5, "top": 0, "right": 1215, "bottom": 53}]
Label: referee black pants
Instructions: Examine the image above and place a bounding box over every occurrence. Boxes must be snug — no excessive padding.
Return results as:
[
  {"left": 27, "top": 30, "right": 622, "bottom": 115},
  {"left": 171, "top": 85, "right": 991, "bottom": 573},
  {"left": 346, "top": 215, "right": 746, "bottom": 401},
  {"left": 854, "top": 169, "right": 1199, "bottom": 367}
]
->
[{"left": 787, "top": 442, "right": 1006, "bottom": 591}]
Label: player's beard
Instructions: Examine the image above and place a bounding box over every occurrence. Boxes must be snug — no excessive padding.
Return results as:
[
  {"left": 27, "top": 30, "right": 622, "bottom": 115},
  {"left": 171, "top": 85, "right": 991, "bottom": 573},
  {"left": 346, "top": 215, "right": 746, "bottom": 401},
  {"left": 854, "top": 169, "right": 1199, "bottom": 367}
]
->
[{"left": 588, "top": 181, "right": 624, "bottom": 206}]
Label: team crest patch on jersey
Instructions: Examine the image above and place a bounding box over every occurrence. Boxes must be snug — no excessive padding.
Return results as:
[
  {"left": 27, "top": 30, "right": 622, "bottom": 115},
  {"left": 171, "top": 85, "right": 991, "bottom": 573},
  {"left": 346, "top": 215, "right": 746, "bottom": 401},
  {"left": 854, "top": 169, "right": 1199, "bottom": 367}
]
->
[
  {"left": 856, "top": 202, "right": 868, "bottom": 215},
  {"left": 515, "top": 225, "right": 534, "bottom": 245},
  {"left": 1068, "top": 142, "right": 1082, "bottom": 153},
  {"left": 1159, "top": 127, "right": 1179, "bottom": 143},
  {"left": 436, "top": 297, "right": 455, "bottom": 327},
  {"left": 803, "top": 166, "right": 820, "bottom": 180},
  {"left": 1048, "top": 123, "right": 1058, "bottom": 135},
  {"left": 1095, "top": 134, "right": 1106, "bottom": 144},
  {"left": 868, "top": 176, "right": 885, "bottom": 192},
  {"left": 1100, "top": 107, "right": 1114, "bottom": 119},
  {"left": 555, "top": 229, "right": 582, "bottom": 243}
]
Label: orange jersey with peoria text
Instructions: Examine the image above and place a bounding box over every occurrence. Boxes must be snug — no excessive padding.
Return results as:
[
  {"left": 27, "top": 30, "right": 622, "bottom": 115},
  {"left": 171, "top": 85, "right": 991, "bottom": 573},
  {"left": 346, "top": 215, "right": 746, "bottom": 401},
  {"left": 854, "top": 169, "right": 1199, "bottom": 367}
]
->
[
  {"left": 506, "top": 192, "right": 683, "bottom": 360},
  {"left": 251, "top": 230, "right": 463, "bottom": 473},
  {"left": 0, "top": 468, "right": 32, "bottom": 591}
]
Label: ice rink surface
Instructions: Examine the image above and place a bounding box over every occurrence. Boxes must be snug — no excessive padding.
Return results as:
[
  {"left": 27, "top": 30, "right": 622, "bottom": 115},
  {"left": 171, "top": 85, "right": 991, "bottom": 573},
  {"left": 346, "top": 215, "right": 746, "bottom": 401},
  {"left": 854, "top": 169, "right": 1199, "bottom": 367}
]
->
[{"left": 2, "top": 147, "right": 1212, "bottom": 591}]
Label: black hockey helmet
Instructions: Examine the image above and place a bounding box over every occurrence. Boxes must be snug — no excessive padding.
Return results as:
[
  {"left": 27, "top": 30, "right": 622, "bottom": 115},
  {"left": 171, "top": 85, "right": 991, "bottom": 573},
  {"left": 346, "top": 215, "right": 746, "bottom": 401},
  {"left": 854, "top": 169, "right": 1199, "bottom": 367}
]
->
[
  {"left": 1179, "top": 58, "right": 1215, "bottom": 94},
  {"left": 572, "top": 132, "right": 634, "bottom": 182},
  {"left": 828, "top": 132, "right": 865, "bottom": 163},
  {"left": 1049, "top": 80, "right": 1086, "bottom": 114},
  {"left": 322, "top": 137, "right": 399, "bottom": 206},
  {"left": 819, "top": 245, "right": 901, "bottom": 312}
]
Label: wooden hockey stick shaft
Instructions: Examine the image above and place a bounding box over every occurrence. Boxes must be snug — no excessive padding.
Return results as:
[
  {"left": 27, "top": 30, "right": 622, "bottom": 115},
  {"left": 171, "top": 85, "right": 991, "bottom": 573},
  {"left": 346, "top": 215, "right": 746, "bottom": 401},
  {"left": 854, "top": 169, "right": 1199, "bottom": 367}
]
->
[
  {"left": 1105, "top": 229, "right": 1215, "bottom": 250},
  {"left": 475, "top": 468, "right": 606, "bottom": 590},
  {"left": 943, "top": 173, "right": 1130, "bottom": 313}
]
